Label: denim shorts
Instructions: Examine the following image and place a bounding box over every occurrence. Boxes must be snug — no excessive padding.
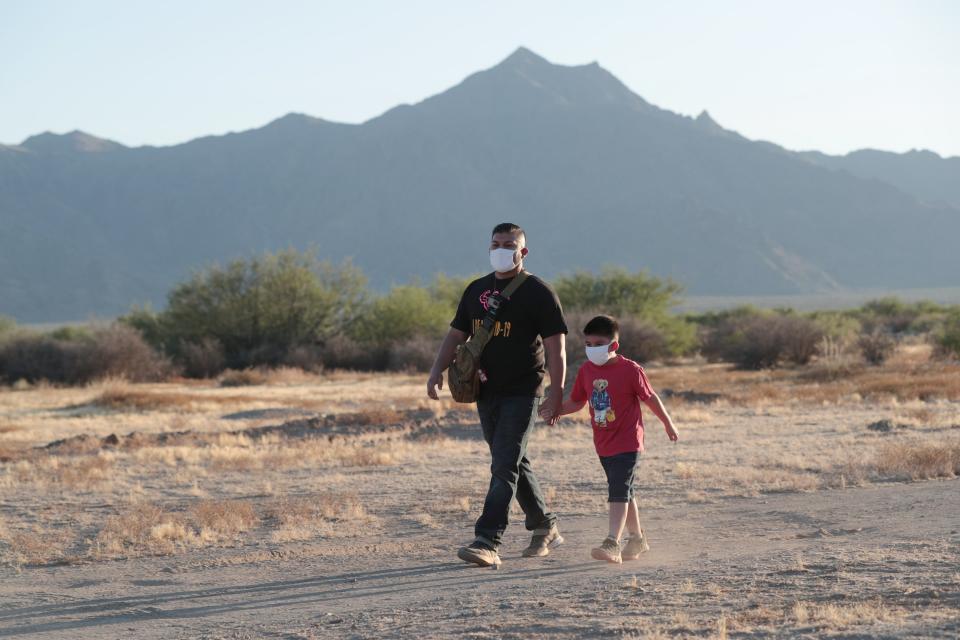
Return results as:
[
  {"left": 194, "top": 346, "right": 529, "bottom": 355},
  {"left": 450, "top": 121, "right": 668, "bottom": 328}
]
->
[{"left": 599, "top": 451, "right": 640, "bottom": 503}]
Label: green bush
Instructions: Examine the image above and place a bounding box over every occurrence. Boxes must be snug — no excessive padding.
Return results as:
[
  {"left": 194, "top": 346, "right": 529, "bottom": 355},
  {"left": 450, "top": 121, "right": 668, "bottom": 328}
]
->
[
  {"left": 123, "top": 250, "right": 367, "bottom": 371},
  {"left": 0, "top": 315, "right": 18, "bottom": 340},
  {"left": 856, "top": 297, "right": 952, "bottom": 335},
  {"left": 933, "top": 312, "right": 960, "bottom": 359},
  {"left": 556, "top": 268, "right": 695, "bottom": 356},
  {"left": 350, "top": 285, "right": 452, "bottom": 346}
]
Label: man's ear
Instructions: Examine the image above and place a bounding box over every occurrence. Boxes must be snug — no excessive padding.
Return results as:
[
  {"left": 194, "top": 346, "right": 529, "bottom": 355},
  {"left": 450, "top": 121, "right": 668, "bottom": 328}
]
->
[
  {"left": 609, "top": 340, "right": 619, "bottom": 353},
  {"left": 520, "top": 247, "right": 529, "bottom": 257}
]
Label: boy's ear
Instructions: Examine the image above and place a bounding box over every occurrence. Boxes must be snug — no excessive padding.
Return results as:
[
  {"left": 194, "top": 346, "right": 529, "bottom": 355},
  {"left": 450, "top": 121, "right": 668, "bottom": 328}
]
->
[
  {"left": 609, "top": 340, "right": 619, "bottom": 353},
  {"left": 520, "top": 247, "right": 529, "bottom": 257}
]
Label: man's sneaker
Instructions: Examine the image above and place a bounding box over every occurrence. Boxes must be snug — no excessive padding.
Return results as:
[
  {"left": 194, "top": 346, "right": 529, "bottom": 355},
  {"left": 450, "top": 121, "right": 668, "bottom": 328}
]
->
[
  {"left": 621, "top": 532, "right": 650, "bottom": 560},
  {"left": 457, "top": 541, "right": 501, "bottom": 567},
  {"left": 522, "top": 525, "right": 564, "bottom": 557},
  {"left": 590, "top": 536, "right": 622, "bottom": 563}
]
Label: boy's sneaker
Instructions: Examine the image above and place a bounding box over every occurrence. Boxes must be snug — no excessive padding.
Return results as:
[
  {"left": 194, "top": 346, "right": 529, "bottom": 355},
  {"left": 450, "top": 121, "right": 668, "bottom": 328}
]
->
[
  {"left": 590, "top": 536, "right": 622, "bottom": 563},
  {"left": 522, "top": 525, "right": 564, "bottom": 557},
  {"left": 457, "top": 541, "right": 501, "bottom": 567},
  {"left": 621, "top": 532, "right": 650, "bottom": 560}
]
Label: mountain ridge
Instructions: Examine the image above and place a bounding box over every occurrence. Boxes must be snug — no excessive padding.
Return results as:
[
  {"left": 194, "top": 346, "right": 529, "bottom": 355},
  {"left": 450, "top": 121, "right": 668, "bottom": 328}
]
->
[{"left": 1, "top": 48, "right": 958, "bottom": 322}]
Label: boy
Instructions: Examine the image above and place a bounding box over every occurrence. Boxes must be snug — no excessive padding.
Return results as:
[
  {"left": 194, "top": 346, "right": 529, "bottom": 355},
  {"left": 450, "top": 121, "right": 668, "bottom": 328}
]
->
[{"left": 543, "top": 315, "right": 679, "bottom": 563}]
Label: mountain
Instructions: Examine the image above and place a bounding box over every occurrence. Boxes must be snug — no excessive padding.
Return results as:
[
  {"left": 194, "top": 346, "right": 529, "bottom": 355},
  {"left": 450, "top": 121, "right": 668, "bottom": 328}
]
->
[
  {"left": 2, "top": 47, "right": 959, "bottom": 322},
  {"left": 799, "top": 148, "right": 960, "bottom": 210}
]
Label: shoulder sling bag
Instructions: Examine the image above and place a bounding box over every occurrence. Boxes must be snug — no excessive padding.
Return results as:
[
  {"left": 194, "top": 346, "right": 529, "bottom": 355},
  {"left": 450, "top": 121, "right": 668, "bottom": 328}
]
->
[{"left": 447, "top": 271, "right": 530, "bottom": 403}]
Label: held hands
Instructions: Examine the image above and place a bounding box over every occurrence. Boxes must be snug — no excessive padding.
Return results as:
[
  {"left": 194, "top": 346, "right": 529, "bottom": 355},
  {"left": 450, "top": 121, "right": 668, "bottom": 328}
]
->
[
  {"left": 538, "top": 393, "right": 562, "bottom": 426},
  {"left": 426, "top": 370, "right": 443, "bottom": 400}
]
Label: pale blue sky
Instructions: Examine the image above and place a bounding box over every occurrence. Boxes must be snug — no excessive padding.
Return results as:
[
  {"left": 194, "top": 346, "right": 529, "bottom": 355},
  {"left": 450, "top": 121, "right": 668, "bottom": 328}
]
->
[{"left": 2, "top": 0, "right": 957, "bottom": 156}]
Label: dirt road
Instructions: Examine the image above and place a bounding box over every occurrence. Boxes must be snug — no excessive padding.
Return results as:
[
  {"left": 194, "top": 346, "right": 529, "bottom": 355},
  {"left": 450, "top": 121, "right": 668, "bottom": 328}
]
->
[{"left": 2, "top": 478, "right": 957, "bottom": 639}]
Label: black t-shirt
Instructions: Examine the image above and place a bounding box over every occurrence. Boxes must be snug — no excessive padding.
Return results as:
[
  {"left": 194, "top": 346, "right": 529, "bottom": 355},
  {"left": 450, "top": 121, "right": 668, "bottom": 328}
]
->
[{"left": 451, "top": 271, "right": 568, "bottom": 396}]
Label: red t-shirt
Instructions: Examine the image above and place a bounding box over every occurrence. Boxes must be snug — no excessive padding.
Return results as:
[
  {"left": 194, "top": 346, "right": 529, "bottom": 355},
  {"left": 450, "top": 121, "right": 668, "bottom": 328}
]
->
[{"left": 570, "top": 355, "right": 654, "bottom": 456}]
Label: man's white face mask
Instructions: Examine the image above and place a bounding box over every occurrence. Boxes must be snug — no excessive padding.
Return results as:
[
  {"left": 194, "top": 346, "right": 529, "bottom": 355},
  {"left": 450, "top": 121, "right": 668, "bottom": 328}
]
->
[{"left": 489, "top": 247, "right": 519, "bottom": 273}]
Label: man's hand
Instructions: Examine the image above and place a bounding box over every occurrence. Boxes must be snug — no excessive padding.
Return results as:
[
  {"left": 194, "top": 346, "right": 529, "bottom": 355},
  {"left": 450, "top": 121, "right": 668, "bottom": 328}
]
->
[
  {"left": 665, "top": 422, "right": 679, "bottom": 442},
  {"left": 427, "top": 370, "right": 444, "bottom": 400},
  {"left": 539, "top": 393, "right": 562, "bottom": 426}
]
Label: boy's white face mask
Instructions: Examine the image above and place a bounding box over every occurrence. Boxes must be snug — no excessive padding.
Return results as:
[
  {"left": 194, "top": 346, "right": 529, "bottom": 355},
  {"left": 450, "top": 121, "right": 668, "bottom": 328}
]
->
[
  {"left": 489, "top": 247, "right": 519, "bottom": 273},
  {"left": 585, "top": 342, "right": 616, "bottom": 366}
]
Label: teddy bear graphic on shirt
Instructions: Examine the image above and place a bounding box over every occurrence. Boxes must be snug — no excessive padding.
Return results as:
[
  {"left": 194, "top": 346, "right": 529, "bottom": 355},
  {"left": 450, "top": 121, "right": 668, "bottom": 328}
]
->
[{"left": 590, "top": 379, "right": 616, "bottom": 426}]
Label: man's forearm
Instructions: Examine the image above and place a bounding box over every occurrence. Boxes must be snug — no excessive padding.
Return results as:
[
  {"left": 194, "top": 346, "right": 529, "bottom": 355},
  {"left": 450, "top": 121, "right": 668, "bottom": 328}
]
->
[
  {"left": 430, "top": 330, "right": 465, "bottom": 375},
  {"left": 544, "top": 335, "right": 566, "bottom": 397}
]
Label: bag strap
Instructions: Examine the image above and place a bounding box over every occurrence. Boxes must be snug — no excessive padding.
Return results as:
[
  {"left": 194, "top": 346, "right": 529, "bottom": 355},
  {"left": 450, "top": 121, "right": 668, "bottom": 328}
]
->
[
  {"left": 480, "top": 270, "right": 529, "bottom": 330},
  {"left": 465, "top": 271, "right": 530, "bottom": 358}
]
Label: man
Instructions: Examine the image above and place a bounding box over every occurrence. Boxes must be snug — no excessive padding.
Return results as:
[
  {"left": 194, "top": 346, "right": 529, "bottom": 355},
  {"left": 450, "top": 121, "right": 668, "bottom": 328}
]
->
[{"left": 427, "top": 222, "right": 567, "bottom": 567}]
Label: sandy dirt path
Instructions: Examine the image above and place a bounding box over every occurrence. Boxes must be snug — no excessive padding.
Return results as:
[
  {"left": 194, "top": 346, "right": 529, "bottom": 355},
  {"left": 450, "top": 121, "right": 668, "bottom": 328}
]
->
[{"left": 1, "top": 478, "right": 957, "bottom": 639}]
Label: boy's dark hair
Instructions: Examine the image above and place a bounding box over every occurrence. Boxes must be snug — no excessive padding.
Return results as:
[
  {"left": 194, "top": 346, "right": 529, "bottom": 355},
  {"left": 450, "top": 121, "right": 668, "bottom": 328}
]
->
[
  {"left": 583, "top": 315, "right": 619, "bottom": 339},
  {"left": 492, "top": 222, "right": 526, "bottom": 242}
]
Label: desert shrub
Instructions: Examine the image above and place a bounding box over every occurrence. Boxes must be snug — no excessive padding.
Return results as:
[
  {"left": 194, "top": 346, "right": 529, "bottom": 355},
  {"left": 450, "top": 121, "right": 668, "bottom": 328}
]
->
[
  {"left": 933, "top": 312, "right": 960, "bottom": 359},
  {"left": 700, "top": 311, "right": 823, "bottom": 369},
  {"left": 320, "top": 334, "right": 388, "bottom": 371},
  {"left": 565, "top": 310, "right": 671, "bottom": 365},
  {"left": 809, "top": 311, "right": 861, "bottom": 342},
  {"left": 427, "top": 273, "right": 482, "bottom": 310},
  {"left": 82, "top": 324, "right": 174, "bottom": 381},
  {"left": 856, "top": 297, "right": 953, "bottom": 336},
  {"left": 280, "top": 345, "right": 325, "bottom": 372},
  {"left": 857, "top": 330, "right": 897, "bottom": 365},
  {"left": 179, "top": 337, "right": 226, "bottom": 378},
  {"left": 385, "top": 335, "right": 438, "bottom": 372},
  {"left": 0, "top": 315, "right": 15, "bottom": 339},
  {"left": 0, "top": 334, "right": 85, "bottom": 384},
  {"left": 0, "top": 324, "right": 170, "bottom": 384},
  {"left": 350, "top": 285, "right": 452, "bottom": 345},
  {"left": 122, "top": 250, "right": 367, "bottom": 371},
  {"left": 47, "top": 325, "right": 94, "bottom": 342},
  {"left": 556, "top": 268, "right": 695, "bottom": 356},
  {"left": 555, "top": 267, "right": 681, "bottom": 316},
  {"left": 779, "top": 315, "right": 825, "bottom": 365},
  {"left": 218, "top": 368, "right": 269, "bottom": 387},
  {"left": 698, "top": 307, "right": 764, "bottom": 362}
]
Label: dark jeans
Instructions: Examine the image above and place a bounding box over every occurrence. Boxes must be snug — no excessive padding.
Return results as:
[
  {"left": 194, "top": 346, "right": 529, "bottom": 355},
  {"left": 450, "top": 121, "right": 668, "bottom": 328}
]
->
[{"left": 474, "top": 393, "right": 557, "bottom": 548}]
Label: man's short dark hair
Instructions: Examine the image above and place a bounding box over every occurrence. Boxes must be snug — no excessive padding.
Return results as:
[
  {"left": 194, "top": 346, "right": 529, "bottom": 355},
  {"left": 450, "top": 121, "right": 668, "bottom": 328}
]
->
[
  {"left": 583, "top": 315, "right": 619, "bottom": 339},
  {"left": 492, "top": 222, "right": 526, "bottom": 242}
]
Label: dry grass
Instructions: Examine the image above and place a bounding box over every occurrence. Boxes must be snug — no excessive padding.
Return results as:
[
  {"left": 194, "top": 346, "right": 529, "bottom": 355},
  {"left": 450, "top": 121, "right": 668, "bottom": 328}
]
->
[
  {"left": 218, "top": 368, "right": 270, "bottom": 387},
  {"left": 791, "top": 599, "right": 893, "bottom": 628},
  {"left": 92, "top": 387, "right": 261, "bottom": 411},
  {"left": 875, "top": 439, "right": 960, "bottom": 480},
  {"left": 94, "top": 499, "right": 260, "bottom": 559},
  {"left": 189, "top": 499, "right": 259, "bottom": 536},
  {"left": 2, "top": 452, "right": 115, "bottom": 488},
  {"left": 5, "top": 528, "right": 76, "bottom": 567},
  {"left": 650, "top": 346, "right": 960, "bottom": 406},
  {"left": 1, "top": 363, "right": 958, "bottom": 575},
  {"left": 265, "top": 493, "right": 375, "bottom": 541},
  {"left": 343, "top": 407, "right": 405, "bottom": 425}
]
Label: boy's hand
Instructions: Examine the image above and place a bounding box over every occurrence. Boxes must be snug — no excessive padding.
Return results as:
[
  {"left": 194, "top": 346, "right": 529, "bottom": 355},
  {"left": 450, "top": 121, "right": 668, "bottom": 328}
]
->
[{"left": 665, "top": 422, "right": 679, "bottom": 442}]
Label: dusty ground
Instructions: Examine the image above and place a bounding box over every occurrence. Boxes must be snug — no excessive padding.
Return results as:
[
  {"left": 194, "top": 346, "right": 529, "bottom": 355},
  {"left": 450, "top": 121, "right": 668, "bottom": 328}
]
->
[{"left": 1, "top": 350, "right": 959, "bottom": 638}]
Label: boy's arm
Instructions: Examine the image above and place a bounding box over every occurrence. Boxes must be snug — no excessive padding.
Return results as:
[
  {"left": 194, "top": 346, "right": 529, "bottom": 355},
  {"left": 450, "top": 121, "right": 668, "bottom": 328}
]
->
[
  {"left": 559, "top": 398, "right": 587, "bottom": 416},
  {"left": 643, "top": 392, "right": 679, "bottom": 442}
]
